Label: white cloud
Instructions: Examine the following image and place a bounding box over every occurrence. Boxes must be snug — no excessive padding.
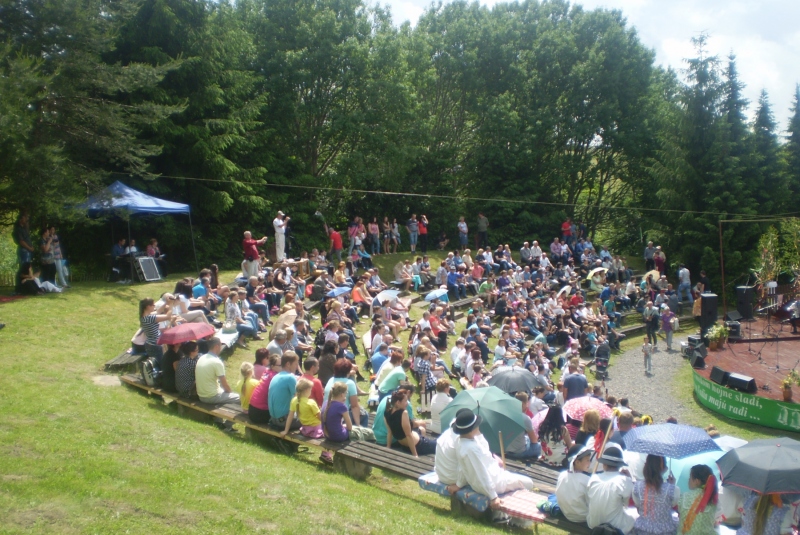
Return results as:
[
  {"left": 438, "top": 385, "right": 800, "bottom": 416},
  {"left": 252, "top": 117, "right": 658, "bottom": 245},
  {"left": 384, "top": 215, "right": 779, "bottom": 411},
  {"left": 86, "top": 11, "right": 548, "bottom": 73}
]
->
[{"left": 374, "top": 0, "right": 800, "bottom": 130}]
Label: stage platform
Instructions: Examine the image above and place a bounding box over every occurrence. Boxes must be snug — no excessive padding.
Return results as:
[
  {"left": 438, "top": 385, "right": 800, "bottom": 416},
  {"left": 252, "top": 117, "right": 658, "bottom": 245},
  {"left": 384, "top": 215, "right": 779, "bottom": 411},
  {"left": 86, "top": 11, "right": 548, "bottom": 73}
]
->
[{"left": 692, "top": 316, "right": 800, "bottom": 433}]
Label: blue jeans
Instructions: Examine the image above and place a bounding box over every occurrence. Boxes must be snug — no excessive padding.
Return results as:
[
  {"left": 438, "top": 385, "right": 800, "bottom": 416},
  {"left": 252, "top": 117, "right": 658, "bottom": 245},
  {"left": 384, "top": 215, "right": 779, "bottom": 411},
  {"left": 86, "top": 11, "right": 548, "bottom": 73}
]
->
[
  {"left": 459, "top": 233, "right": 468, "bottom": 246},
  {"left": 506, "top": 436, "right": 542, "bottom": 462},
  {"left": 678, "top": 283, "right": 694, "bottom": 304},
  {"left": 18, "top": 247, "right": 32, "bottom": 265},
  {"left": 237, "top": 322, "right": 256, "bottom": 338},
  {"left": 448, "top": 283, "right": 467, "bottom": 299},
  {"left": 409, "top": 232, "right": 418, "bottom": 246},
  {"left": 245, "top": 311, "right": 259, "bottom": 332},
  {"left": 250, "top": 302, "right": 270, "bottom": 324},
  {"left": 370, "top": 234, "right": 380, "bottom": 255}
]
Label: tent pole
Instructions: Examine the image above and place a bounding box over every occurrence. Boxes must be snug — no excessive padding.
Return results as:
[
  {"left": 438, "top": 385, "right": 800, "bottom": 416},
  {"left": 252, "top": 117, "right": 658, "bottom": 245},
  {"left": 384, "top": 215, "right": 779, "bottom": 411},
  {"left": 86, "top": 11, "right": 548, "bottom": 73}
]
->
[
  {"left": 189, "top": 212, "right": 199, "bottom": 273},
  {"left": 128, "top": 217, "right": 135, "bottom": 283}
]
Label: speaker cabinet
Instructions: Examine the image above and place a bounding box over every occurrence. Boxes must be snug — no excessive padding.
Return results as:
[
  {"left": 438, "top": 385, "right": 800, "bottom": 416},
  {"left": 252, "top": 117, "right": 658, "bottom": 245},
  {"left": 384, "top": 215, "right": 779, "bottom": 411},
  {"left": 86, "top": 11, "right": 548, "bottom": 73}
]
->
[
  {"left": 736, "top": 286, "right": 754, "bottom": 320},
  {"left": 691, "top": 352, "right": 706, "bottom": 369},
  {"left": 701, "top": 293, "right": 718, "bottom": 330},
  {"left": 725, "top": 311, "right": 742, "bottom": 322},
  {"left": 710, "top": 366, "right": 730, "bottom": 386},
  {"left": 688, "top": 335, "right": 704, "bottom": 349},
  {"left": 726, "top": 321, "right": 741, "bottom": 338},
  {"left": 728, "top": 373, "right": 757, "bottom": 393}
]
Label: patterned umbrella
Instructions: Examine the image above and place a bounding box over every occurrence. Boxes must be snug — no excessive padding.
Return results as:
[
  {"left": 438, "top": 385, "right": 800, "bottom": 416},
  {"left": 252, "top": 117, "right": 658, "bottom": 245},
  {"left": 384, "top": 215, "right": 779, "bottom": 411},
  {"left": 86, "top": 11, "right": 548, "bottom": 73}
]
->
[
  {"left": 531, "top": 407, "right": 550, "bottom": 432},
  {"left": 562, "top": 396, "right": 612, "bottom": 421},
  {"left": 623, "top": 424, "right": 721, "bottom": 459},
  {"left": 157, "top": 322, "right": 215, "bottom": 345},
  {"left": 717, "top": 437, "right": 800, "bottom": 494}
]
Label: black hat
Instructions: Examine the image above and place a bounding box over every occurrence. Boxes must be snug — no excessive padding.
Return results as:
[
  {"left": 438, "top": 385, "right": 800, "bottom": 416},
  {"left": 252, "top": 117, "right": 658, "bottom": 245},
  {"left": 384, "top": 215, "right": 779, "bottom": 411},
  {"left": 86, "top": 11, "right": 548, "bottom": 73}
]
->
[
  {"left": 451, "top": 408, "right": 482, "bottom": 436},
  {"left": 598, "top": 444, "right": 627, "bottom": 467}
]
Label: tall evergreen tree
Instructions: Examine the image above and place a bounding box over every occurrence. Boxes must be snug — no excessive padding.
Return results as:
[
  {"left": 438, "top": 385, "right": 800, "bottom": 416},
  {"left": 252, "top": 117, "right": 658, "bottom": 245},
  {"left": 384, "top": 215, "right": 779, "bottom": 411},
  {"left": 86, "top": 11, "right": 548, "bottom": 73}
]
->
[{"left": 786, "top": 85, "right": 800, "bottom": 196}]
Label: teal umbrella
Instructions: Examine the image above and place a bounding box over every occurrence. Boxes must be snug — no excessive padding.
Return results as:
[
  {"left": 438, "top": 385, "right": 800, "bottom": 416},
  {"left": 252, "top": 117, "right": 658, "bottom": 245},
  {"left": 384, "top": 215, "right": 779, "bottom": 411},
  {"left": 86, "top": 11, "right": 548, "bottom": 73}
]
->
[{"left": 439, "top": 386, "right": 528, "bottom": 454}]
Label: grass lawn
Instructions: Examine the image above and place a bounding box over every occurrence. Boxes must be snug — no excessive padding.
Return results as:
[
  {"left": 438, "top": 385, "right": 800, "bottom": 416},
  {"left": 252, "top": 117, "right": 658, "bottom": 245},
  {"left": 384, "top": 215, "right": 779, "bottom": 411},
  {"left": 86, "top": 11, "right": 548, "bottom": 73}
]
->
[{"left": 1, "top": 259, "right": 575, "bottom": 535}]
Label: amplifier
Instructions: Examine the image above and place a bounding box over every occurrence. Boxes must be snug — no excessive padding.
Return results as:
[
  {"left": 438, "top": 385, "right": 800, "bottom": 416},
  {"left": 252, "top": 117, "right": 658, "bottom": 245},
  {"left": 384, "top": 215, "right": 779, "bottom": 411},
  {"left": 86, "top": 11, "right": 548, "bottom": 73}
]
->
[
  {"left": 688, "top": 335, "right": 704, "bottom": 349},
  {"left": 726, "top": 321, "right": 741, "bottom": 338},
  {"left": 728, "top": 373, "right": 757, "bottom": 393}
]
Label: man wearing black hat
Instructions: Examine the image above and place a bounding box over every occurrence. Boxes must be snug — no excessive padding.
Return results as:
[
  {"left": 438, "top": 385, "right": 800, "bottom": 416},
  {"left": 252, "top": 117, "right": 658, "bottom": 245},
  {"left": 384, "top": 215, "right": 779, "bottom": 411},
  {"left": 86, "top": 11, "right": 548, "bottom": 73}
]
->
[
  {"left": 452, "top": 409, "right": 533, "bottom": 511},
  {"left": 586, "top": 444, "right": 635, "bottom": 534}
]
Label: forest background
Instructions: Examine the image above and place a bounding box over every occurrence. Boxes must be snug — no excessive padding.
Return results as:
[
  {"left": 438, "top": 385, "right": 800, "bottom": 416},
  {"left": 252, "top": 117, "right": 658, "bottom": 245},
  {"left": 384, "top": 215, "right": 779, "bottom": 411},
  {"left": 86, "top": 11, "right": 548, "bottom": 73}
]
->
[{"left": 2, "top": 0, "right": 800, "bottom": 291}]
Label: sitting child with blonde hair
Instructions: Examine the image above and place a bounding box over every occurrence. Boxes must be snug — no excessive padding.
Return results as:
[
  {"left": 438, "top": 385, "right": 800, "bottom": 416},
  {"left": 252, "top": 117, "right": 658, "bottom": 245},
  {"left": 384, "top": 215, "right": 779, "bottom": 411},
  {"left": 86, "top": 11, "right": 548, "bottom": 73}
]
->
[{"left": 280, "top": 377, "right": 322, "bottom": 439}]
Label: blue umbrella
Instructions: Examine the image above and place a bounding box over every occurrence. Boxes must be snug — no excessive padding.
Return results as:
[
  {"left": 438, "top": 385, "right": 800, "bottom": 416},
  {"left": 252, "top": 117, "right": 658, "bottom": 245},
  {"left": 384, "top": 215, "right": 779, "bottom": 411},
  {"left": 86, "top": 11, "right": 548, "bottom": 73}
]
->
[
  {"left": 623, "top": 424, "right": 722, "bottom": 459},
  {"left": 374, "top": 289, "right": 401, "bottom": 304},
  {"left": 669, "top": 451, "right": 724, "bottom": 492},
  {"left": 326, "top": 286, "right": 352, "bottom": 298},
  {"left": 425, "top": 288, "right": 449, "bottom": 302}
]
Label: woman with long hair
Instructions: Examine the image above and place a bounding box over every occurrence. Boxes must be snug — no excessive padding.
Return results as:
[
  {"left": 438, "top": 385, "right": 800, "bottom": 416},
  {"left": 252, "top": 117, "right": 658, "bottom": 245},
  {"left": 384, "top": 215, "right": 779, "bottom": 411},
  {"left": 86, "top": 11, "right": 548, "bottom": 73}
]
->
[
  {"left": 632, "top": 454, "right": 679, "bottom": 535},
  {"left": 575, "top": 410, "right": 600, "bottom": 446},
  {"left": 384, "top": 390, "right": 436, "bottom": 457},
  {"left": 678, "top": 464, "right": 718, "bottom": 535},
  {"left": 737, "top": 492, "right": 791, "bottom": 535},
  {"left": 539, "top": 405, "right": 574, "bottom": 467}
]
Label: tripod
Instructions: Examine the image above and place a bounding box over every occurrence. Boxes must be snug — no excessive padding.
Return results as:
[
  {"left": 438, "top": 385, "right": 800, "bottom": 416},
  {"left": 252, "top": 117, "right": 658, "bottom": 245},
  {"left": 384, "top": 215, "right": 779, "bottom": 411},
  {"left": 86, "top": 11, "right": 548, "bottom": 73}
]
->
[{"left": 755, "top": 305, "right": 782, "bottom": 370}]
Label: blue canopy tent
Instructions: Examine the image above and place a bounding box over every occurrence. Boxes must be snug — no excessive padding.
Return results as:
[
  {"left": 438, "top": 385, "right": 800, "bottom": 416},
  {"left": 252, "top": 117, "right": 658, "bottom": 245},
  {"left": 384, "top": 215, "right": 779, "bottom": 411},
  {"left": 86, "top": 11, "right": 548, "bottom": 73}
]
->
[{"left": 79, "top": 181, "right": 198, "bottom": 279}]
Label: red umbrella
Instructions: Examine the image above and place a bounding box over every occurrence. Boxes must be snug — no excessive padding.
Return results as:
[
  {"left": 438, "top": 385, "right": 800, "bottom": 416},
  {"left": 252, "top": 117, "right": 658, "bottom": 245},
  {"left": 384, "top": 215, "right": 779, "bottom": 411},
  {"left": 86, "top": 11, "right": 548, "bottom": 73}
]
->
[
  {"left": 532, "top": 407, "right": 550, "bottom": 432},
  {"left": 563, "top": 396, "right": 612, "bottom": 421},
  {"left": 157, "top": 322, "right": 215, "bottom": 345}
]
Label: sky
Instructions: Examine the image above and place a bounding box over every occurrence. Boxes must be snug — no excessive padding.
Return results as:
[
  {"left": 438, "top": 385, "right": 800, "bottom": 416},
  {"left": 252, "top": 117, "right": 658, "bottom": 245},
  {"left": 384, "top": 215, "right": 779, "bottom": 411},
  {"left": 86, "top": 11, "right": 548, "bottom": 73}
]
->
[{"left": 383, "top": 0, "right": 800, "bottom": 131}]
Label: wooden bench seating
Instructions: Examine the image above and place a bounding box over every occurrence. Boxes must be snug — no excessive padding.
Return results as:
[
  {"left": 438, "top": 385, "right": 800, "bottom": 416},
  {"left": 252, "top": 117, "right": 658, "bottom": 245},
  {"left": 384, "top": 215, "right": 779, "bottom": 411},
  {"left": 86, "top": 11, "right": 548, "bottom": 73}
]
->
[{"left": 120, "top": 373, "right": 591, "bottom": 534}]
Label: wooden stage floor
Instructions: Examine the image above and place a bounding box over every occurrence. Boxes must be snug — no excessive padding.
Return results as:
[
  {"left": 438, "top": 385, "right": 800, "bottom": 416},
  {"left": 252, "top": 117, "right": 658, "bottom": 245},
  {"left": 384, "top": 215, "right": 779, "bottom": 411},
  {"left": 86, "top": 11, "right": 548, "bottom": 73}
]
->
[{"left": 696, "top": 316, "right": 800, "bottom": 402}]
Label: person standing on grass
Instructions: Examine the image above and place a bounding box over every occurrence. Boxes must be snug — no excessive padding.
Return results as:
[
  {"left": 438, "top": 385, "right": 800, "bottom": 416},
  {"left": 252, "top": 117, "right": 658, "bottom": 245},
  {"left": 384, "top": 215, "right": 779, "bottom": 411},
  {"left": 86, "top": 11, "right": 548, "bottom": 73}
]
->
[
  {"left": 273, "top": 211, "right": 290, "bottom": 261},
  {"left": 418, "top": 215, "right": 429, "bottom": 254},
  {"left": 406, "top": 214, "right": 419, "bottom": 253},
  {"left": 195, "top": 338, "right": 239, "bottom": 405},
  {"left": 241, "top": 231, "right": 267, "bottom": 279},
  {"left": 13, "top": 211, "right": 34, "bottom": 265},
  {"left": 457, "top": 216, "right": 468, "bottom": 250},
  {"left": 475, "top": 213, "right": 489, "bottom": 249},
  {"left": 326, "top": 225, "right": 343, "bottom": 263},
  {"left": 642, "top": 336, "right": 653, "bottom": 376}
]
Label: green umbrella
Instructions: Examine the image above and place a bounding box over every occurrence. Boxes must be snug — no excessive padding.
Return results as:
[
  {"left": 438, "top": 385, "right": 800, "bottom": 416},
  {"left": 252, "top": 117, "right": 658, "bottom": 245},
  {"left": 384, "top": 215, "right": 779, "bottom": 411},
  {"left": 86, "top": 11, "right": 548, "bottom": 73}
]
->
[{"left": 439, "top": 386, "right": 528, "bottom": 454}]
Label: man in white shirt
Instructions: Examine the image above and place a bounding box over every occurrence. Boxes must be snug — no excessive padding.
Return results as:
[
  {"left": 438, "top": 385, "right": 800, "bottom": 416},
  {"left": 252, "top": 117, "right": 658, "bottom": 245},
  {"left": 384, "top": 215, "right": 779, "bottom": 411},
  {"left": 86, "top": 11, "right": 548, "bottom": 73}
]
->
[
  {"left": 530, "top": 241, "right": 542, "bottom": 263},
  {"left": 434, "top": 426, "right": 461, "bottom": 490},
  {"left": 273, "top": 210, "right": 289, "bottom": 261},
  {"left": 677, "top": 263, "right": 694, "bottom": 305},
  {"left": 195, "top": 338, "right": 239, "bottom": 405},
  {"left": 586, "top": 444, "right": 636, "bottom": 534},
  {"left": 453, "top": 409, "right": 534, "bottom": 511},
  {"left": 556, "top": 445, "right": 594, "bottom": 523}
]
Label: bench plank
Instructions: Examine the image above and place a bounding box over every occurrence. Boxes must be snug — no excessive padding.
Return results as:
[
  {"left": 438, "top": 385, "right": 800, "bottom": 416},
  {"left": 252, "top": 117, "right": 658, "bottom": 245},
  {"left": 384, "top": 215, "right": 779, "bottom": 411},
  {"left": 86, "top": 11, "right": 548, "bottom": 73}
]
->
[{"left": 105, "top": 351, "right": 145, "bottom": 371}]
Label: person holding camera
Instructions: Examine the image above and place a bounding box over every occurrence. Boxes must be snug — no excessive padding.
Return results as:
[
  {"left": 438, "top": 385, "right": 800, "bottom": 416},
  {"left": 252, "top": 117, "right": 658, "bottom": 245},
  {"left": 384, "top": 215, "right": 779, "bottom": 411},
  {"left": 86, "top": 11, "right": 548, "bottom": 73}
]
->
[
  {"left": 273, "top": 211, "right": 290, "bottom": 262},
  {"left": 242, "top": 230, "right": 268, "bottom": 278}
]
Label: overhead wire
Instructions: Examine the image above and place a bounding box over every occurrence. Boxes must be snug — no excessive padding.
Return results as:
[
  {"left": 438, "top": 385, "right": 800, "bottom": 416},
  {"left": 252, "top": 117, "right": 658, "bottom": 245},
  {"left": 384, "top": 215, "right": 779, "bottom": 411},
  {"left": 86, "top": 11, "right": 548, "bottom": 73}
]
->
[{"left": 109, "top": 172, "right": 800, "bottom": 220}]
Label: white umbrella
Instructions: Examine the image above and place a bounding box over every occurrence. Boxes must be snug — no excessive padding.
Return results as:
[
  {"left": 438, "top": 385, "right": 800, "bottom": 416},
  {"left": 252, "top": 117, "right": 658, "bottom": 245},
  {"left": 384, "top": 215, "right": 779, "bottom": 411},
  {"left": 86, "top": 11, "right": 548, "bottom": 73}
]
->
[{"left": 371, "top": 289, "right": 401, "bottom": 317}]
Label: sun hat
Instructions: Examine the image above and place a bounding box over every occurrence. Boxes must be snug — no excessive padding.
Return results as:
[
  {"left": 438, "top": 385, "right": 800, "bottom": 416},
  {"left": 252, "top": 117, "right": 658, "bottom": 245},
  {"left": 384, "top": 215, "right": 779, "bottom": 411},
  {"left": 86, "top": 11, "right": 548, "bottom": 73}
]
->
[
  {"left": 598, "top": 444, "right": 627, "bottom": 467},
  {"left": 451, "top": 408, "right": 482, "bottom": 436}
]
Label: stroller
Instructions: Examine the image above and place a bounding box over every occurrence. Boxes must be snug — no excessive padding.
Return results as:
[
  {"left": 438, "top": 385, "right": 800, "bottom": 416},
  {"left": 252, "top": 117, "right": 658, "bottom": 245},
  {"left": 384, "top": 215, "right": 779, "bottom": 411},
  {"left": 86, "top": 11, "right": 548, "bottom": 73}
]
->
[{"left": 594, "top": 342, "right": 611, "bottom": 379}]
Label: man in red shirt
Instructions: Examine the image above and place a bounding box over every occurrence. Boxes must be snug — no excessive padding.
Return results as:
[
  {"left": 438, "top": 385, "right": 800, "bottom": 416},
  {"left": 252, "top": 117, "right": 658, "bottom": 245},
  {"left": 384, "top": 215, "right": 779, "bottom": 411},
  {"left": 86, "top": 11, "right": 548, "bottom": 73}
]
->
[
  {"left": 301, "top": 357, "right": 325, "bottom": 408},
  {"left": 242, "top": 230, "right": 268, "bottom": 278},
  {"left": 328, "top": 227, "right": 343, "bottom": 263},
  {"left": 418, "top": 215, "right": 429, "bottom": 254},
  {"left": 561, "top": 218, "right": 572, "bottom": 245}
]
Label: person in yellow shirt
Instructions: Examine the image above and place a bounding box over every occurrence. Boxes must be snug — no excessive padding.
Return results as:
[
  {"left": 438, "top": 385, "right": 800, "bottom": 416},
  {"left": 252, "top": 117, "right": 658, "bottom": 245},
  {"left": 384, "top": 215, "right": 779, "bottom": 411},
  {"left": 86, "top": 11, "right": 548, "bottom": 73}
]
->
[
  {"left": 280, "top": 378, "right": 322, "bottom": 438},
  {"left": 239, "top": 363, "right": 259, "bottom": 413}
]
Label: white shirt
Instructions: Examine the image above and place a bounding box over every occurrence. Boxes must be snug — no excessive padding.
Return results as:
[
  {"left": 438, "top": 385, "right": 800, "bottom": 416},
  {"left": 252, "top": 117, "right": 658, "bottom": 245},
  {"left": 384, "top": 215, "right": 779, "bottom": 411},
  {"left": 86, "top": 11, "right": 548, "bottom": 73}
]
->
[
  {"left": 679, "top": 267, "right": 691, "bottom": 285},
  {"left": 429, "top": 392, "right": 452, "bottom": 434},
  {"left": 586, "top": 471, "right": 636, "bottom": 533},
  {"left": 457, "top": 221, "right": 468, "bottom": 234},
  {"left": 540, "top": 256, "right": 551, "bottom": 269},
  {"left": 456, "top": 435, "right": 505, "bottom": 500},
  {"left": 450, "top": 346, "right": 466, "bottom": 370},
  {"left": 556, "top": 470, "right": 591, "bottom": 523},
  {"left": 273, "top": 217, "right": 286, "bottom": 234},
  {"left": 531, "top": 245, "right": 542, "bottom": 259},
  {"left": 434, "top": 428, "right": 460, "bottom": 485}
]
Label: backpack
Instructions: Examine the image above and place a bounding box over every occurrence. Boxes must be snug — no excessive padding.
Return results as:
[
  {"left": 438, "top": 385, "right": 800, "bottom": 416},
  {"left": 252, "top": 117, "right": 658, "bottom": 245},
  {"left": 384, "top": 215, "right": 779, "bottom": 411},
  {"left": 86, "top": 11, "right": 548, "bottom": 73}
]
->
[
  {"left": 313, "top": 328, "right": 328, "bottom": 358},
  {"left": 141, "top": 357, "right": 162, "bottom": 387}
]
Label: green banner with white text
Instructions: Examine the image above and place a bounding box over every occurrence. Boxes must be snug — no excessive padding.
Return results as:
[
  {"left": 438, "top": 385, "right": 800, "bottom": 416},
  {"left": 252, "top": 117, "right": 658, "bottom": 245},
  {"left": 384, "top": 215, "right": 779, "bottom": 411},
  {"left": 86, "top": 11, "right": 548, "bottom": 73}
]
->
[{"left": 693, "top": 372, "right": 800, "bottom": 433}]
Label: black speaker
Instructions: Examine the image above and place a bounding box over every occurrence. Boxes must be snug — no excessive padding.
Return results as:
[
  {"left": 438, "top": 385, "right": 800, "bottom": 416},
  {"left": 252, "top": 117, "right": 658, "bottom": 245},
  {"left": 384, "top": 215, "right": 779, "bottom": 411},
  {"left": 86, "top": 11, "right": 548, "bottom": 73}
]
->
[
  {"left": 710, "top": 366, "right": 730, "bottom": 385},
  {"left": 736, "top": 286, "right": 754, "bottom": 320},
  {"left": 728, "top": 373, "right": 757, "bottom": 393},
  {"left": 725, "top": 311, "right": 742, "bottom": 322},
  {"left": 701, "top": 293, "right": 718, "bottom": 330},
  {"left": 693, "top": 345, "right": 708, "bottom": 358},
  {"left": 726, "top": 321, "right": 741, "bottom": 338},
  {"left": 691, "top": 352, "right": 706, "bottom": 369},
  {"left": 688, "top": 335, "right": 704, "bottom": 349}
]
